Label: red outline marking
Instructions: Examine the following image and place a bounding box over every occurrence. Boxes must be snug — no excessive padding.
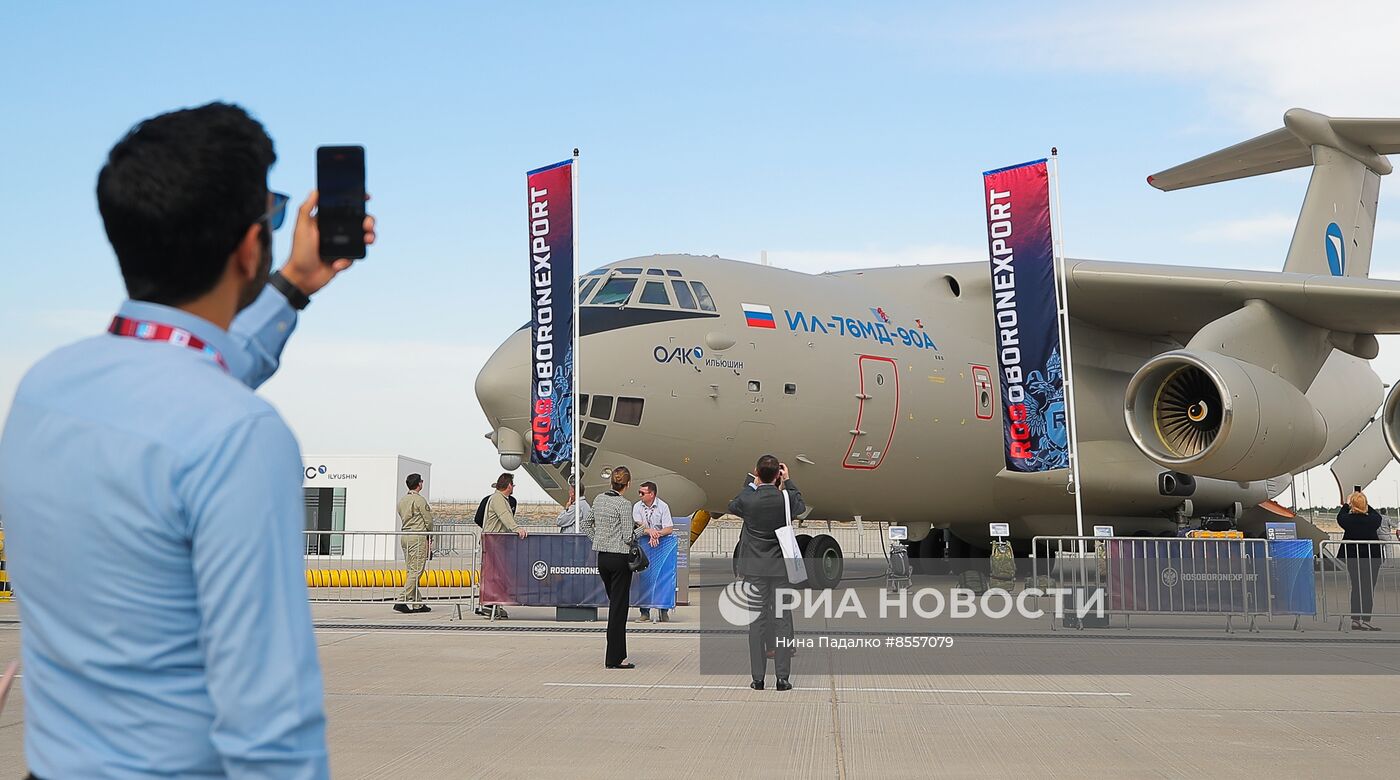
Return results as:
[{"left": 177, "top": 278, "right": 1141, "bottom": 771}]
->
[{"left": 843, "top": 355, "right": 900, "bottom": 470}]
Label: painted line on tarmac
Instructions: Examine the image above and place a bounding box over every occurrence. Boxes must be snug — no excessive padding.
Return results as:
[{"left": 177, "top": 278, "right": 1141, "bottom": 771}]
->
[{"left": 543, "top": 682, "right": 1131, "bottom": 697}]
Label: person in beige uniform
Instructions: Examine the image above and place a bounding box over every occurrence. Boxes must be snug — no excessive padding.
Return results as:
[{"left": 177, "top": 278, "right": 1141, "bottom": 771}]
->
[
  {"left": 480, "top": 473, "right": 528, "bottom": 619},
  {"left": 395, "top": 473, "right": 434, "bottom": 614},
  {"left": 483, "top": 472, "right": 529, "bottom": 538}
]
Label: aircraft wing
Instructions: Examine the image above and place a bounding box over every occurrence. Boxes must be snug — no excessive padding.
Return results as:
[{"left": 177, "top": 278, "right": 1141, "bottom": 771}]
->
[{"left": 1065, "top": 259, "right": 1400, "bottom": 338}]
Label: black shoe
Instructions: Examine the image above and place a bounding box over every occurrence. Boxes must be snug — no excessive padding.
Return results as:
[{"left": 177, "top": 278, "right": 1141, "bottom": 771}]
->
[
  {"left": 776, "top": 678, "right": 793, "bottom": 691},
  {"left": 393, "top": 604, "right": 413, "bottom": 614},
  {"left": 606, "top": 662, "right": 636, "bottom": 669},
  {"left": 750, "top": 680, "right": 765, "bottom": 690},
  {"left": 413, "top": 605, "right": 433, "bottom": 613}
]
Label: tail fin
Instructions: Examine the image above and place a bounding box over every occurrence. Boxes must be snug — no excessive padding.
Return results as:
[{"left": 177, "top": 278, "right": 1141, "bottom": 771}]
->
[{"left": 1148, "top": 108, "right": 1400, "bottom": 279}]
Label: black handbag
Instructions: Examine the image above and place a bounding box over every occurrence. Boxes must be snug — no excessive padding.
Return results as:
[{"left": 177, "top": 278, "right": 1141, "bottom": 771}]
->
[{"left": 626, "top": 536, "right": 650, "bottom": 573}]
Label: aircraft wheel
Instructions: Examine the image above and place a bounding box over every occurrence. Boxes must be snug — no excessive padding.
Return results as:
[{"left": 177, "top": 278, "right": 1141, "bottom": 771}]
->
[
  {"left": 796, "top": 534, "right": 813, "bottom": 554},
  {"left": 805, "top": 534, "right": 844, "bottom": 589},
  {"left": 945, "top": 530, "right": 973, "bottom": 561}
]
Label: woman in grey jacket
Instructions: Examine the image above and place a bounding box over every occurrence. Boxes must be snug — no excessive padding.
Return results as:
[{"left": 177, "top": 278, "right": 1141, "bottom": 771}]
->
[{"left": 585, "top": 466, "right": 637, "bottom": 668}]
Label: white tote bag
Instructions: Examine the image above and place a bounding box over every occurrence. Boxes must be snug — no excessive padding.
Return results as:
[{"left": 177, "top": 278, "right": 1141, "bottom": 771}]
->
[{"left": 774, "top": 489, "right": 808, "bottom": 584}]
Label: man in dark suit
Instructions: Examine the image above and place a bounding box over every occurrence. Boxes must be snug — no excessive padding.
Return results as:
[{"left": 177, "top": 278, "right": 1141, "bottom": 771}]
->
[{"left": 728, "top": 454, "right": 804, "bottom": 691}]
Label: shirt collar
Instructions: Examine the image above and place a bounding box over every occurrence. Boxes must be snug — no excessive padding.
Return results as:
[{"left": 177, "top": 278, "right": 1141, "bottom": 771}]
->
[{"left": 116, "top": 300, "right": 236, "bottom": 364}]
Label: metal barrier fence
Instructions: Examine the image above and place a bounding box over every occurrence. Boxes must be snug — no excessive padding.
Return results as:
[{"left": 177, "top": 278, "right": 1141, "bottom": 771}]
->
[
  {"left": 1318, "top": 540, "right": 1400, "bottom": 630},
  {"left": 1030, "top": 536, "right": 1315, "bottom": 632},
  {"left": 303, "top": 530, "right": 481, "bottom": 617},
  {"left": 692, "top": 521, "right": 885, "bottom": 558}
]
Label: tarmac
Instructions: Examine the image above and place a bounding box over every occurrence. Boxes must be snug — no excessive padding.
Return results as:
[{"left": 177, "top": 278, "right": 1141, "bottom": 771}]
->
[{"left": 3, "top": 590, "right": 1400, "bottom": 779}]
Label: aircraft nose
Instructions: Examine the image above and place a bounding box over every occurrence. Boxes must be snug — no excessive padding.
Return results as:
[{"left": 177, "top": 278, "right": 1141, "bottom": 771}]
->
[{"left": 475, "top": 327, "right": 532, "bottom": 462}]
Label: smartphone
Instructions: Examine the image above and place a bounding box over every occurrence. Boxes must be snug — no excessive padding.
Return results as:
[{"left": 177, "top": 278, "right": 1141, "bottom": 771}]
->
[
  {"left": 1355, "top": 485, "right": 1363, "bottom": 494},
  {"left": 316, "top": 146, "right": 366, "bottom": 260}
]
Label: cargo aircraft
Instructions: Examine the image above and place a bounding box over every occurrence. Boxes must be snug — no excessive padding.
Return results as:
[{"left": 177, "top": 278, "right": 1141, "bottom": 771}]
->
[{"left": 476, "top": 109, "right": 1400, "bottom": 587}]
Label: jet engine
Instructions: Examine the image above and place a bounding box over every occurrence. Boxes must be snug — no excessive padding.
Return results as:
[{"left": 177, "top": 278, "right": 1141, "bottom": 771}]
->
[
  {"left": 1124, "top": 350, "right": 1326, "bottom": 481},
  {"left": 1383, "top": 381, "right": 1400, "bottom": 462}
]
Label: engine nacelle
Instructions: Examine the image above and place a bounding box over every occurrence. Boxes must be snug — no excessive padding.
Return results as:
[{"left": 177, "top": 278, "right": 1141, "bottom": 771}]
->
[
  {"left": 1124, "top": 350, "right": 1326, "bottom": 481},
  {"left": 1384, "top": 381, "right": 1400, "bottom": 463}
]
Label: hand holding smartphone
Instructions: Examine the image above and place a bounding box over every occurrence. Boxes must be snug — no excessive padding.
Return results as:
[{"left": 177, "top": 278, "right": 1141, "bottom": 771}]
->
[{"left": 316, "top": 146, "right": 366, "bottom": 261}]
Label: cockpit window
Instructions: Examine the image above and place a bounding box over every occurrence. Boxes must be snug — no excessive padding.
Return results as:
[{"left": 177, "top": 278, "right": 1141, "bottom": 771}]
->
[
  {"left": 579, "top": 276, "right": 600, "bottom": 303},
  {"left": 666, "top": 269, "right": 682, "bottom": 277},
  {"left": 639, "top": 281, "right": 670, "bottom": 305},
  {"left": 591, "top": 278, "right": 637, "bottom": 305},
  {"left": 646, "top": 268, "right": 665, "bottom": 275},
  {"left": 691, "top": 281, "right": 717, "bottom": 312},
  {"left": 616, "top": 267, "right": 642, "bottom": 274},
  {"left": 670, "top": 280, "right": 697, "bottom": 310}
]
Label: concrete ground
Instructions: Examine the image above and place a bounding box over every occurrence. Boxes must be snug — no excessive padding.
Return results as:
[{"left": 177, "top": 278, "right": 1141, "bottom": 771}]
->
[{"left": 4, "top": 599, "right": 1400, "bottom": 778}]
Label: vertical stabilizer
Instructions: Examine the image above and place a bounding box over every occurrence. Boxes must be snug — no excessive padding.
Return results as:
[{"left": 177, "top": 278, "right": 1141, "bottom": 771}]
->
[{"left": 1149, "top": 108, "right": 1400, "bottom": 279}]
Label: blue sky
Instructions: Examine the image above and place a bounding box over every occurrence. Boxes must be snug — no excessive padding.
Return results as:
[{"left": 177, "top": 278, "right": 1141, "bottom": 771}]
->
[{"left": 3, "top": 1, "right": 1399, "bottom": 504}]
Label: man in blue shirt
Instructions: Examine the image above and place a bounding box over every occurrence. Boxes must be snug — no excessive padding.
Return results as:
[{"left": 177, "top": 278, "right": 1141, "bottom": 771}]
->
[{"left": 0, "top": 103, "right": 375, "bottom": 779}]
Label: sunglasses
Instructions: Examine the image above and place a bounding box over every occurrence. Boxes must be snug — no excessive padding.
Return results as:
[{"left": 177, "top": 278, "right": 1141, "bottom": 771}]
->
[{"left": 260, "top": 191, "right": 290, "bottom": 230}]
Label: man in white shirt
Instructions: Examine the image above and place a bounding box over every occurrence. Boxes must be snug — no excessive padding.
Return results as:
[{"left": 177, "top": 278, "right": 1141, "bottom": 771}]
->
[{"left": 633, "top": 481, "right": 674, "bottom": 623}]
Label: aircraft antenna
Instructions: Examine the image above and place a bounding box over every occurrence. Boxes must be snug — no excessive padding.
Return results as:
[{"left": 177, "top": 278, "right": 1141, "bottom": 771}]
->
[{"left": 1049, "top": 148, "right": 1088, "bottom": 544}]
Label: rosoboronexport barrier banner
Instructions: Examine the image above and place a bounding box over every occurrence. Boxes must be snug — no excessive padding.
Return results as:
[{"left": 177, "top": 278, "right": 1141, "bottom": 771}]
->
[
  {"left": 982, "top": 159, "right": 1068, "bottom": 472},
  {"left": 1103, "top": 539, "right": 1314, "bottom": 616},
  {"left": 526, "top": 159, "right": 575, "bottom": 465},
  {"left": 479, "top": 533, "right": 678, "bottom": 609}
]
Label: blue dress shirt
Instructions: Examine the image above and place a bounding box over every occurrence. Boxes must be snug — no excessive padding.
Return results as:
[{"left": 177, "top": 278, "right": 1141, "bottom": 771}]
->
[{"left": 0, "top": 285, "right": 327, "bottom": 779}]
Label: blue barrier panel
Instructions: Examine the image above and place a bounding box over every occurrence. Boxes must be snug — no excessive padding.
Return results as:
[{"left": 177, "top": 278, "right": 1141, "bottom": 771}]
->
[
  {"left": 630, "top": 535, "right": 678, "bottom": 609},
  {"left": 1267, "top": 539, "right": 1316, "bottom": 616}
]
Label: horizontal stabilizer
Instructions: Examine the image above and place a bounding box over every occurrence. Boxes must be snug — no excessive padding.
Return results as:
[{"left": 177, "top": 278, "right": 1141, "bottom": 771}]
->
[{"left": 1149, "top": 109, "right": 1400, "bottom": 191}]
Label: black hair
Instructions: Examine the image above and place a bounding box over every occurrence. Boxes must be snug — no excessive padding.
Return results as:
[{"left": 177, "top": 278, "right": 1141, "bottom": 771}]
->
[
  {"left": 640, "top": 481, "right": 658, "bottom": 495},
  {"left": 97, "top": 102, "right": 275, "bottom": 305},
  {"left": 755, "top": 454, "right": 780, "bottom": 484},
  {"left": 406, "top": 473, "right": 423, "bottom": 490},
  {"left": 494, "top": 472, "right": 515, "bottom": 490}
]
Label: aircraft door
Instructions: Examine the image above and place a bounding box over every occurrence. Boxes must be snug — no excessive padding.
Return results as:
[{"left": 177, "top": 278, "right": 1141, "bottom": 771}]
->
[{"left": 844, "top": 356, "right": 899, "bottom": 469}]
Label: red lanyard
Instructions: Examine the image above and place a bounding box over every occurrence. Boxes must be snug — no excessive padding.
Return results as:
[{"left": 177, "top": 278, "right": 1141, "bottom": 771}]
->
[{"left": 108, "top": 315, "right": 230, "bottom": 373}]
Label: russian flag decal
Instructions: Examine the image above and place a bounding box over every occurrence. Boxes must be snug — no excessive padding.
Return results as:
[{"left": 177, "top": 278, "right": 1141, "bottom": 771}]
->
[{"left": 742, "top": 303, "right": 777, "bottom": 329}]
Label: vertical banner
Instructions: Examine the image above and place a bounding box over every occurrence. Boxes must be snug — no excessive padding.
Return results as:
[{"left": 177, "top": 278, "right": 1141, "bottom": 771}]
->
[
  {"left": 983, "top": 160, "right": 1068, "bottom": 472},
  {"left": 526, "top": 160, "right": 576, "bottom": 465}
]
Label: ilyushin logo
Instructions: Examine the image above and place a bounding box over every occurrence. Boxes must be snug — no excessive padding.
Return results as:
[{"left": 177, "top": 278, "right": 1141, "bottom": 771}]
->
[
  {"left": 304, "top": 465, "right": 355, "bottom": 481},
  {"left": 1325, "top": 222, "right": 1345, "bottom": 276}
]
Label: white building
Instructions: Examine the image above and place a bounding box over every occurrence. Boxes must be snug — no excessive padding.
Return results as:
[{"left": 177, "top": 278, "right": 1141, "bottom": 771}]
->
[{"left": 301, "top": 455, "right": 432, "bottom": 550}]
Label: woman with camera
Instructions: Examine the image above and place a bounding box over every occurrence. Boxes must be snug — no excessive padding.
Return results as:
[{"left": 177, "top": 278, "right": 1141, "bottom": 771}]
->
[
  {"left": 1338, "top": 490, "right": 1386, "bottom": 631},
  {"left": 584, "top": 465, "right": 639, "bottom": 668}
]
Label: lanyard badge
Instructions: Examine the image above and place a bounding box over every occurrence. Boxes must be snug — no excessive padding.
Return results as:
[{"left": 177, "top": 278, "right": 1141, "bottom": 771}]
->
[{"left": 108, "top": 315, "right": 230, "bottom": 373}]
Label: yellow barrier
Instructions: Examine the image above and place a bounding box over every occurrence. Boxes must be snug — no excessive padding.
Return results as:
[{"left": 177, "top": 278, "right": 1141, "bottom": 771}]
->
[
  {"left": 0, "top": 529, "right": 10, "bottom": 602},
  {"left": 304, "top": 569, "right": 478, "bottom": 588}
]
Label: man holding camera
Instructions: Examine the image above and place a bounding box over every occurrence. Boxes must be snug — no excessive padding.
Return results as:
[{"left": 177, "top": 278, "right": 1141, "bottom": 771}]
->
[
  {"left": 0, "top": 102, "right": 374, "bottom": 778},
  {"left": 728, "top": 455, "right": 803, "bottom": 691}
]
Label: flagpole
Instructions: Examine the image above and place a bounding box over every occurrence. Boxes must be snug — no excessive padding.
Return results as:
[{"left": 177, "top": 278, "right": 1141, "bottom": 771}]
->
[
  {"left": 1049, "top": 148, "right": 1087, "bottom": 544},
  {"left": 571, "top": 148, "right": 581, "bottom": 532}
]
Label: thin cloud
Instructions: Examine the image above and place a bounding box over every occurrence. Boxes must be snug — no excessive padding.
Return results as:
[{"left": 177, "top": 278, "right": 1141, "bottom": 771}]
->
[
  {"left": 1013, "top": 1, "right": 1400, "bottom": 128},
  {"left": 1185, "top": 214, "right": 1295, "bottom": 243}
]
